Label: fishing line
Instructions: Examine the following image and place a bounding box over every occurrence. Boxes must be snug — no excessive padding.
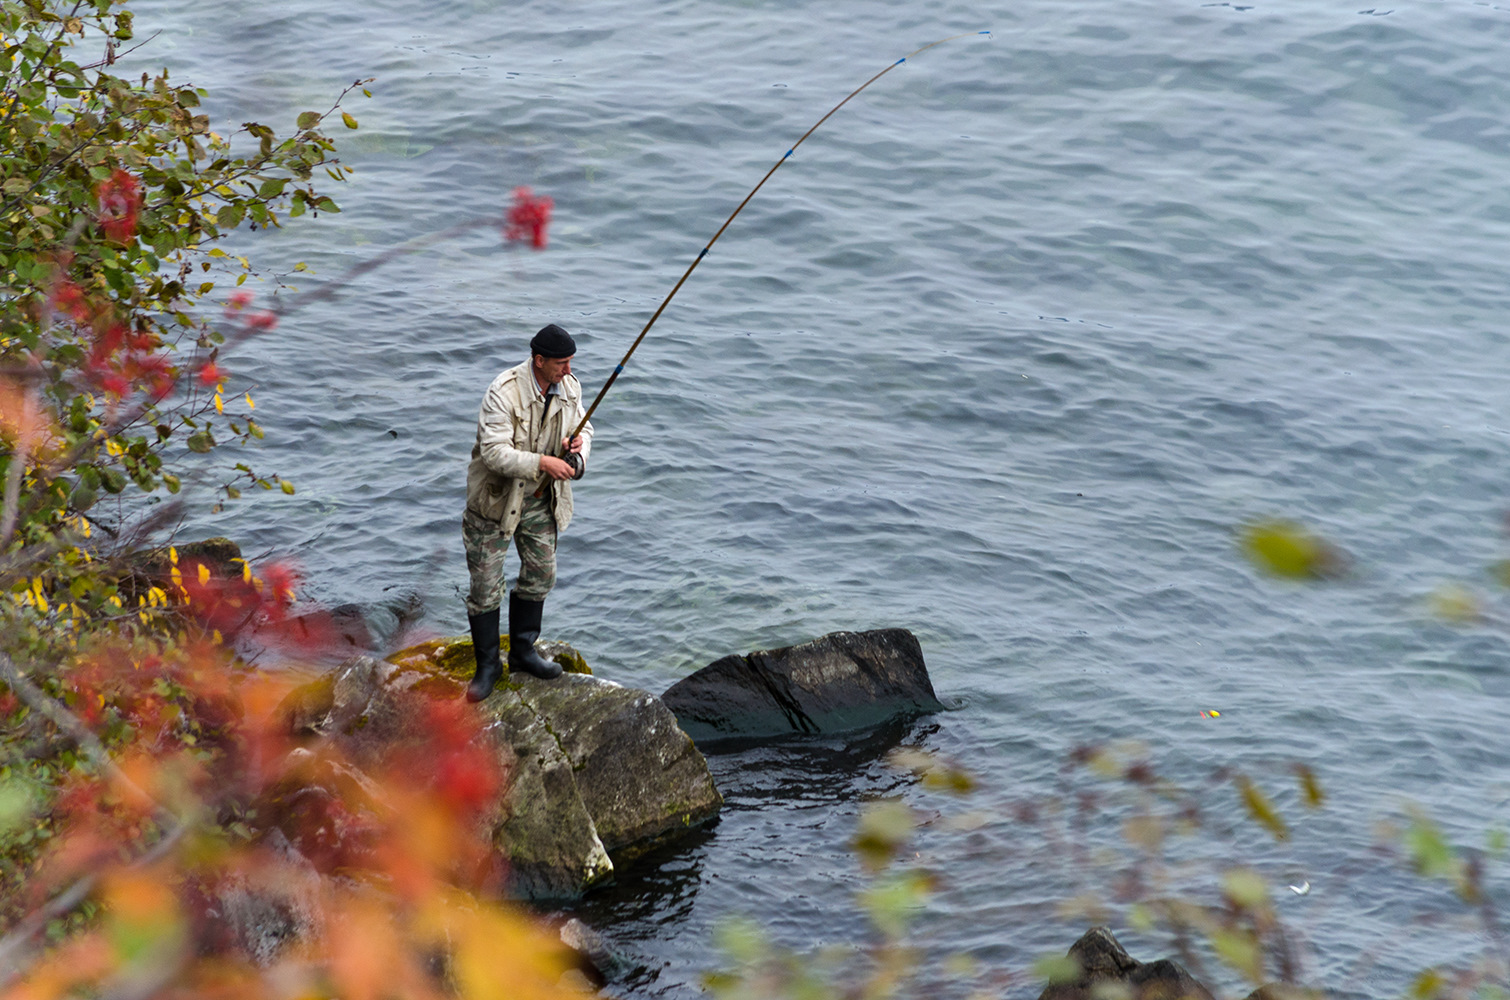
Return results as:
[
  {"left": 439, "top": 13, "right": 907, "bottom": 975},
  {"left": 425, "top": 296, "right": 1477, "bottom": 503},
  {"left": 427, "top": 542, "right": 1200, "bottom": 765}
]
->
[{"left": 566, "top": 30, "right": 991, "bottom": 442}]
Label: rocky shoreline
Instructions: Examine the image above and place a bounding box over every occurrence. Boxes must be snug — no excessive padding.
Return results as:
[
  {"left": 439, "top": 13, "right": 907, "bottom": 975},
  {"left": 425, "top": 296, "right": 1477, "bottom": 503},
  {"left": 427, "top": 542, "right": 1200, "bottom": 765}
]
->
[
  {"left": 262, "top": 624, "right": 945, "bottom": 904},
  {"left": 133, "top": 543, "right": 1291, "bottom": 996}
]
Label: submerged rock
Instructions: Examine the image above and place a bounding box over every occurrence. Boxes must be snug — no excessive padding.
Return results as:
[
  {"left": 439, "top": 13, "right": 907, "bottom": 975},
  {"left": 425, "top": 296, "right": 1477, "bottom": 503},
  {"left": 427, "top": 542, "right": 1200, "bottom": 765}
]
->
[
  {"left": 1037, "top": 926, "right": 1216, "bottom": 1000},
  {"left": 661, "top": 628, "right": 944, "bottom": 745},
  {"left": 281, "top": 640, "right": 720, "bottom": 900}
]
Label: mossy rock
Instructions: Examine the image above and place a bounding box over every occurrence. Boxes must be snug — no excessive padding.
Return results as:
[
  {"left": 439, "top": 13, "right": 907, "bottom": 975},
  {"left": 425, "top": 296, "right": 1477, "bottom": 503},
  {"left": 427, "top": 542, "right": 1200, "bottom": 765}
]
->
[
  {"left": 385, "top": 635, "right": 592, "bottom": 680},
  {"left": 278, "top": 672, "right": 336, "bottom": 738}
]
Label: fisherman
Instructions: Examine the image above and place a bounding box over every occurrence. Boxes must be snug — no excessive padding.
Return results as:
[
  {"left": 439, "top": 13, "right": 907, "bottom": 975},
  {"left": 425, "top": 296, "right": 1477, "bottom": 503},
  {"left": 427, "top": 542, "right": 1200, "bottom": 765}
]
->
[{"left": 463, "top": 323, "right": 592, "bottom": 701}]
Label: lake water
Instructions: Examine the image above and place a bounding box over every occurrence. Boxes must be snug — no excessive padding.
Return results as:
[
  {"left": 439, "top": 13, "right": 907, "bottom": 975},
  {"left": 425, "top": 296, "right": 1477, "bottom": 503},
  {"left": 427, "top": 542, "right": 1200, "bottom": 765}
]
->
[{"left": 122, "top": 0, "right": 1510, "bottom": 995}]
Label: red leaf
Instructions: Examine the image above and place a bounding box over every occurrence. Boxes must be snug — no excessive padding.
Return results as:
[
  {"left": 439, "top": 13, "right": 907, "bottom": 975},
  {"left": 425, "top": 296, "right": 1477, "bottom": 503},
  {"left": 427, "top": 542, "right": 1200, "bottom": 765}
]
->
[
  {"left": 504, "top": 186, "right": 553, "bottom": 250},
  {"left": 96, "top": 169, "right": 142, "bottom": 243}
]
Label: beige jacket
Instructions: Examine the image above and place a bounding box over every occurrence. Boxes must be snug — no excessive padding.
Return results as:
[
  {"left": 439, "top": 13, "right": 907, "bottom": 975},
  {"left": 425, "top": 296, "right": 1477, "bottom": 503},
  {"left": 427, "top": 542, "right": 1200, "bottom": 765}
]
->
[{"left": 465, "top": 360, "right": 594, "bottom": 534}]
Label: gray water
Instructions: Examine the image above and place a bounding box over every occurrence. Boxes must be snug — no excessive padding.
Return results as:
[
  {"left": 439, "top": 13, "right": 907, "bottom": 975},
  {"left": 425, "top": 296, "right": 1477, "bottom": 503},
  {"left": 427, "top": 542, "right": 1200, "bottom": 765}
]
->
[{"left": 121, "top": 0, "right": 1510, "bottom": 995}]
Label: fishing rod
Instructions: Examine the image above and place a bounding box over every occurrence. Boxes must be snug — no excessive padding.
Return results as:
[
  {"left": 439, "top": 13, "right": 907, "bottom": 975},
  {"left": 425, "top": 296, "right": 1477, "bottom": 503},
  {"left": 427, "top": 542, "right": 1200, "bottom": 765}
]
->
[{"left": 566, "top": 29, "right": 991, "bottom": 443}]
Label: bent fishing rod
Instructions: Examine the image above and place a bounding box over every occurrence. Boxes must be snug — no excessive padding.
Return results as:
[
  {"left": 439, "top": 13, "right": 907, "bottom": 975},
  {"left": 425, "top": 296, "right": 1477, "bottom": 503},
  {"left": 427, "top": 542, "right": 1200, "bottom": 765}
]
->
[{"left": 565, "top": 30, "right": 991, "bottom": 444}]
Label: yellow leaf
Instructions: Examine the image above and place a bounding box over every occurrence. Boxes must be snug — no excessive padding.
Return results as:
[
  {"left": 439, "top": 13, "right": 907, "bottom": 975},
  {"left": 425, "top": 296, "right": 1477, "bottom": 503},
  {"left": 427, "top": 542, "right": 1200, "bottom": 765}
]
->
[
  {"left": 197, "top": 563, "right": 210, "bottom": 585},
  {"left": 1211, "top": 929, "right": 1262, "bottom": 983},
  {"left": 1411, "top": 968, "right": 1447, "bottom": 999},
  {"left": 1294, "top": 764, "right": 1325, "bottom": 808},
  {"left": 1240, "top": 520, "right": 1344, "bottom": 580},
  {"left": 245, "top": 392, "right": 255, "bottom": 410},
  {"left": 1427, "top": 583, "right": 1480, "bottom": 623},
  {"left": 1222, "top": 868, "right": 1269, "bottom": 909},
  {"left": 169, "top": 546, "right": 178, "bottom": 565},
  {"left": 1235, "top": 774, "right": 1289, "bottom": 841},
  {"left": 214, "top": 392, "right": 224, "bottom": 414},
  {"left": 1123, "top": 814, "right": 1164, "bottom": 852}
]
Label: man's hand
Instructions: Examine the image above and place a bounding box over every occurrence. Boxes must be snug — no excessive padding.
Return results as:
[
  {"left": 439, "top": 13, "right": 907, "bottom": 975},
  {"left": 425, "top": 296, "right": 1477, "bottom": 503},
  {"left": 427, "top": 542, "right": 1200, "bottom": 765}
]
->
[
  {"left": 560, "top": 435, "right": 585, "bottom": 479},
  {"left": 540, "top": 455, "right": 576, "bottom": 480}
]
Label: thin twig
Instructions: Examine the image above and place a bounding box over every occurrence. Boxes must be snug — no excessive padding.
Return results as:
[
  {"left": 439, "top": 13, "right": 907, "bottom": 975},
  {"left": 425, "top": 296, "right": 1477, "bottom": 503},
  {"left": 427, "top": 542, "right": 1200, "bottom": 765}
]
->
[
  {"left": 0, "top": 652, "right": 177, "bottom": 827},
  {"left": 0, "top": 383, "right": 38, "bottom": 549},
  {"left": 0, "top": 822, "right": 186, "bottom": 984}
]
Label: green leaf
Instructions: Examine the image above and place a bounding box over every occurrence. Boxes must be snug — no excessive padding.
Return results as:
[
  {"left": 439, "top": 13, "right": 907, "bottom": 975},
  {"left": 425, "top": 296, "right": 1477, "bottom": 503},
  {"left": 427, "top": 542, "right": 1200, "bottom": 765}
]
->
[
  {"left": 1211, "top": 929, "right": 1262, "bottom": 984},
  {"left": 162, "top": 474, "right": 181, "bottom": 494},
  {"left": 280, "top": 480, "right": 296, "bottom": 495},
  {"left": 0, "top": 780, "right": 38, "bottom": 834},
  {"left": 341, "top": 111, "right": 358, "bottom": 129},
  {"left": 1405, "top": 813, "right": 1458, "bottom": 880},
  {"left": 70, "top": 483, "right": 98, "bottom": 512},
  {"left": 860, "top": 870, "right": 935, "bottom": 938},
  {"left": 296, "top": 110, "right": 320, "bottom": 130},
  {"left": 852, "top": 799, "right": 914, "bottom": 872},
  {"left": 1032, "top": 955, "right": 1081, "bottom": 986},
  {"left": 1491, "top": 559, "right": 1510, "bottom": 589},
  {"left": 1221, "top": 868, "right": 1269, "bottom": 909}
]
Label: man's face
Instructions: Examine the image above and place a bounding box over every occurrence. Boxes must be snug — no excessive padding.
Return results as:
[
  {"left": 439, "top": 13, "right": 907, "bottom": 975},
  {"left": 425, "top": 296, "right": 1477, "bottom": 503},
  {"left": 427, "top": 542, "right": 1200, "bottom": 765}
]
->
[{"left": 533, "top": 353, "right": 573, "bottom": 387}]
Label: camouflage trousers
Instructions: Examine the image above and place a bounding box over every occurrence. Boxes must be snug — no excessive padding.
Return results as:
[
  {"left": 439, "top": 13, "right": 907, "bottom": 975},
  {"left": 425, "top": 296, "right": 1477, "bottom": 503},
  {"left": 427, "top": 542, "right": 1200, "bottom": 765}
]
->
[{"left": 463, "top": 494, "right": 557, "bottom": 615}]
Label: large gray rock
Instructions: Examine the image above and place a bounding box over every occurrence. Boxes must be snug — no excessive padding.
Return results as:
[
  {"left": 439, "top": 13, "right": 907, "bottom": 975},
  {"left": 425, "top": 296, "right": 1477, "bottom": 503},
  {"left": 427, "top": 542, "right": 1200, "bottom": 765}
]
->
[
  {"left": 281, "top": 644, "right": 722, "bottom": 900},
  {"left": 661, "top": 628, "right": 944, "bottom": 745},
  {"left": 1038, "top": 927, "right": 1217, "bottom": 1000}
]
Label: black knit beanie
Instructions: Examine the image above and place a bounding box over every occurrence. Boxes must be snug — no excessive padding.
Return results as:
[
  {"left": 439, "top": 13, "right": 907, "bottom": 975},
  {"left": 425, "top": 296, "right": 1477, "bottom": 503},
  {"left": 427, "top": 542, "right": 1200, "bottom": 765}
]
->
[{"left": 529, "top": 323, "right": 576, "bottom": 359}]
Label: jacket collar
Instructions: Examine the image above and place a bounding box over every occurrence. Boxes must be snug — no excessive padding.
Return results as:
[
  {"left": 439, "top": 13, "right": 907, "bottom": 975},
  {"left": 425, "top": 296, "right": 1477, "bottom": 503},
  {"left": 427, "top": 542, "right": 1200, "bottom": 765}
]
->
[{"left": 508, "top": 360, "right": 575, "bottom": 405}]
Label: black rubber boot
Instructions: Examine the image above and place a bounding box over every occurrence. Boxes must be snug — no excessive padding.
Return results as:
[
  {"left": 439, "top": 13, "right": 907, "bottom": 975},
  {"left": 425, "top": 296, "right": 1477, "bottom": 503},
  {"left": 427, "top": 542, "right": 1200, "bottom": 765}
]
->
[
  {"left": 465, "top": 607, "right": 504, "bottom": 702},
  {"left": 508, "top": 591, "right": 562, "bottom": 680}
]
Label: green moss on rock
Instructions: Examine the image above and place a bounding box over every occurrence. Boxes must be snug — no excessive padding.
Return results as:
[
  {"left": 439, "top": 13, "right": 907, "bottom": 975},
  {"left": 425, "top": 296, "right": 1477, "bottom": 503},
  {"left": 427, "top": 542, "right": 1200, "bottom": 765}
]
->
[{"left": 386, "top": 636, "right": 592, "bottom": 678}]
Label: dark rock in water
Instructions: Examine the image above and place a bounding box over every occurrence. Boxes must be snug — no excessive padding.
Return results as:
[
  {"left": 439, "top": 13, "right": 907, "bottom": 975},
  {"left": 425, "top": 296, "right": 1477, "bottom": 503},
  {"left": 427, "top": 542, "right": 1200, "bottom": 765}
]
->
[
  {"left": 121, "top": 536, "right": 242, "bottom": 606},
  {"left": 556, "top": 916, "right": 641, "bottom": 988},
  {"left": 661, "top": 628, "right": 944, "bottom": 745},
  {"left": 1038, "top": 926, "right": 1216, "bottom": 1000},
  {"left": 131, "top": 536, "right": 243, "bottom": 580}
]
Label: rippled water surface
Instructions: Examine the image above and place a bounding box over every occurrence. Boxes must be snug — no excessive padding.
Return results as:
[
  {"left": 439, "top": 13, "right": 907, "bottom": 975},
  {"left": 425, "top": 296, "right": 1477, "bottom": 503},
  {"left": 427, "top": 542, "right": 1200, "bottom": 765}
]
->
[{"left": 124, "top": 0, "right": 1510, "bottom": 994}]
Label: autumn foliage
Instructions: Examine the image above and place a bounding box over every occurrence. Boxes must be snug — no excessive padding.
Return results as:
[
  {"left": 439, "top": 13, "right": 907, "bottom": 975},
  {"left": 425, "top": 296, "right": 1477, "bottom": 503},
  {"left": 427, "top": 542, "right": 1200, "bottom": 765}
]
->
[{"left": 2, "top": 0, "right": 572, "bottom": 996}]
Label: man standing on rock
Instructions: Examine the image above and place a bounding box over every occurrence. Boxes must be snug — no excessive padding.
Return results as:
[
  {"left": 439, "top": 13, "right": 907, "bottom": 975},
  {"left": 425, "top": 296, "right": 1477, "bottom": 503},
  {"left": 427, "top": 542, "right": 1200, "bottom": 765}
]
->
[{"left": 463, "top": 323, "right": 593, "bottom": 701}]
